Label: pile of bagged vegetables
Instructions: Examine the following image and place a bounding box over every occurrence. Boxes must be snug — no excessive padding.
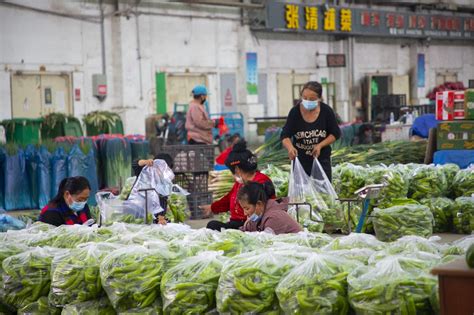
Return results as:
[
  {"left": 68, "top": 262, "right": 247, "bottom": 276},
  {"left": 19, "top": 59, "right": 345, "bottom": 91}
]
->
[
  {"left": 209, "top": 161, "right": 473, "bottom": 238},
  {"left": 0, "top": 222, "right": 473, "bottom": 314}
]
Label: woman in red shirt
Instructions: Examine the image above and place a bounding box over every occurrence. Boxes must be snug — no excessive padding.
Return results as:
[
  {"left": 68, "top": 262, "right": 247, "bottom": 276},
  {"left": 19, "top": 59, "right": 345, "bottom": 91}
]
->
[{"left": 202, "top": 140, "right": 274, "bottom": 231}]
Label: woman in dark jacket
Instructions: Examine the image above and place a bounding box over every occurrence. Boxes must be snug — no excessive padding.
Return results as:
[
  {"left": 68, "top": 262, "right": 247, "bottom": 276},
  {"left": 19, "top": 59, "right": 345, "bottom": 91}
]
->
[
  {"left": 39, "top": 176, "right": 92, "bottom": 226},
  {"left": 281, "top": 81, "right": 341, "bottom": 181}
]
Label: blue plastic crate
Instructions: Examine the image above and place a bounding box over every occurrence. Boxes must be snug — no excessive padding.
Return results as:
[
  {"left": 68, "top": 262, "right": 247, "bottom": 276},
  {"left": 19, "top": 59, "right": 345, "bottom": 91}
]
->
[{"left": 210, "top": 112, "right": 244, "bottom": 139}]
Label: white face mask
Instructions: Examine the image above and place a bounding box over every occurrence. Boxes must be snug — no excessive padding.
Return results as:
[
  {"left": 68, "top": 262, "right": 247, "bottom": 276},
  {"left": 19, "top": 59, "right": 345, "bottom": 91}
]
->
[{"left": 302, "top": 99, "right": 318, "bottom": 111}]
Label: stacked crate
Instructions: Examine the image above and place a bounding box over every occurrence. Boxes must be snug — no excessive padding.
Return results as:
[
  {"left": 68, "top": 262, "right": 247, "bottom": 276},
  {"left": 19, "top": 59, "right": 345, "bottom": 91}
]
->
[
  {"left": 164, "top": 145, "right": 215, "bottom": 219},
  {"left": 436, "top": 90, "right": 474, "bottom": 151}
]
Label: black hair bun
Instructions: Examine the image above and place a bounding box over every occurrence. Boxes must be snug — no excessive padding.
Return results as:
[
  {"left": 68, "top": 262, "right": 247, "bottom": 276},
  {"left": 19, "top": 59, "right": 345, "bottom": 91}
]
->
[{"left": 232, "top": 140, "right": 248, "bottom": 153}]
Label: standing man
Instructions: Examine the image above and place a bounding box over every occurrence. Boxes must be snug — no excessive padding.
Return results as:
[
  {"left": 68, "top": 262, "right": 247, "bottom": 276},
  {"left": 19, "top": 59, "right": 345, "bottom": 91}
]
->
[{"left": 185, "top": 85, "right": 215, "bottom": 145}]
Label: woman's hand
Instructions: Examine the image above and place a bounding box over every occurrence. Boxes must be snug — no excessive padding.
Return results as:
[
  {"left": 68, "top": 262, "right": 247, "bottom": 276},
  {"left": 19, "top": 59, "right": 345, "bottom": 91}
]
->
[
  {"left": 157, "top": 215, "right": 167, "bottom": 225},
  {"left": 312, "top": 144, "right": 322, "bottom": 158},
  {"left": 200, "top": 204, "right": 213, "bottom": 217},
  {"left": 138, "top": 159, "right": 154, "bottom": 167},
  {"left": 287, "top": 145, "right": 298, "bottom": 160}
]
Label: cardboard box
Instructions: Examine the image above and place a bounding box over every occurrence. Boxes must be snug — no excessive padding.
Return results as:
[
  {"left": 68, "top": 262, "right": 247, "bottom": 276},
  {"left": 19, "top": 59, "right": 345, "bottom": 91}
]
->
[
  {"left": 465, "top": 89, "right": 474, "bottom": 120},
  {"left": 437, "top": 121, "right": 474, "bottom": 150},
  {"left": 436, "top": 91, "right": 465, "bottom": 121}
]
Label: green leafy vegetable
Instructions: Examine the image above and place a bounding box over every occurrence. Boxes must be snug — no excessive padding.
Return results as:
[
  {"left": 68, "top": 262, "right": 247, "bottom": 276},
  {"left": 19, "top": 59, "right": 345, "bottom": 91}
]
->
[
  {"left": 419, "top": 198, "right": 454, "bottom": 233},
  {"left": 452, "top": 169, "right": 474, "bottom": 198},
  {"left": 408, "top": 165, "right": 447, "bottom": 200}
]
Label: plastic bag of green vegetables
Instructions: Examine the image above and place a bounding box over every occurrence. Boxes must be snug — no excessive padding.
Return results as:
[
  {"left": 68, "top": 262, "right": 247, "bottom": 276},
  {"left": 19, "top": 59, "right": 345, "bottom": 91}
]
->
[
  {"left": 451, "top": 197, "right": 474, "bottom": 234},
  {"left": 373, "top": 204, "right": 434, "bottom": 242},
  {"left": 161, "top": 251, "right": 226, "bottom": 314},
  {"left": 96, "top": 192, "right": 153, "bottom": 226},
  {"left": 17, "top": 297, "right": 61, "bottom": 315},
  {"left": 367, "top": 236, "right": 443, "bottom": 266},
  {"left": 323, "top": 233, "right": 385, "bottom": 251},
  {"left": 419, "top": 197, "right": 454, "bottom": 233},
  {"left": 49, "top": 243, "right": 121, "bottom": 307},
  {"left": 166, "top": 185, "right": 191, "bottom": 223},
  {"left": 119, "top": 176, "right": 137, "bottom": 200},
  {"left": 206, "top": 229, "right": 261, "bottom": 257},
  {"left": 2, "top": 247, "right": 67, "bottom": 309},
  {"left": 437, "top": 164, "right": 460, "bottom": 197},
  {"left": 310, "top": 158, "right": 345, "bottom": 233},
  {"left": 28, "top": 225, "right": 112, "bottom": 249},
  {"left": 452, "top": 168, "right": 474, "bottom": 198},
  {"left": 261, "top": 164, "right": 289, "bottom": 198},
  {"left": 441, "top": 235, "right": 474, "bottom": 256},
  {"left": 276, "top": 254, "right": 362, "bottom": 315},
  {"left": 408, "top": 165, "right": 448, "bottom": 200},
  {"left": 100, "top": 245, "right": 186, "bottom": 311},
  {"left": 288, "top": 158, "right": 326, "bottom": 233},
  {"left": 348, "top": 256, "right": 437, "bottom": 315},
  {"left": 325, "top": 248, "right": 376, "bottom": 265},
  {"left": 366, "top": 167, "right": 409, "bottom": 207},
  {"left": 61, "top": 297, "right": 116, "bottom": 315},
  {"left": 273, "top": 231, "right": 333, "bottom": 249},
  {"left": 0, "top": 242, "right": 29, "bottom": 272},
  {"left": 216, "top": 250, "right": 302, "bottom": 314},
  {"left": 332, "top": 163, "right": 367, "bottom": 199}
]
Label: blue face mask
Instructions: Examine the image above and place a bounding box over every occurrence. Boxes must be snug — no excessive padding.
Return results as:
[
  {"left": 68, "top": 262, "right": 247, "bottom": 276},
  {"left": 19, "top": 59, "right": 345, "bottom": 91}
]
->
[
  {"left": 249, "top": 213, "right": 261, "bottom": 222},
  {"left": 70, "top": 200, "right": 87, "bottom": 212},
  {"left": 302, "top": 99, "right": 318, "bottom": 111}
]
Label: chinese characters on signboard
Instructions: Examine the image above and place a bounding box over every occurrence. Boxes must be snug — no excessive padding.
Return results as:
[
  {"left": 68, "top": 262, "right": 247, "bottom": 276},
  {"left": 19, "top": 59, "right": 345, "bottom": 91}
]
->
[
  {"left": 285, "top": 4, "right": 352, "bottom": 33},
  {"left": 263, "top": 3, "right": 473, "bottom": 40}
]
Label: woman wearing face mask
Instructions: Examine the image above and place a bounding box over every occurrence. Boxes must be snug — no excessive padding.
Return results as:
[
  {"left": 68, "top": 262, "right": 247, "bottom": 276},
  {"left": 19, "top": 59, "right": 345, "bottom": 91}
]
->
[
  {"left": 39, "top": 176, "right": 93, "bottom": 226},
  {"left": 201, "top": 140, "right": 275, "bottom": 231},
  {"left": 185, "top": 85, "right": 216, "bottom": 145},
  {"left": 281, "top": 81, "right": 341, "bottom": 181},
  {"left": 238, "top": 182, "right": 301, "bottom": 235}
]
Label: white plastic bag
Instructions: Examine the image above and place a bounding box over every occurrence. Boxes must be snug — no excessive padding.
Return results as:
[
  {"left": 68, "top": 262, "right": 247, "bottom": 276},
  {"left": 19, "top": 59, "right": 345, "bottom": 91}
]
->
[{"left": 128, "top": 159, "right": 175, "bottom": 214}]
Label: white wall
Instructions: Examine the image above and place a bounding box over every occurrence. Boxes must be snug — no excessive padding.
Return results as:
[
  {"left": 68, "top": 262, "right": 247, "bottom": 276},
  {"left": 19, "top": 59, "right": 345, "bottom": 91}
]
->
[{"left": 1, "top": 1, "right": 474, "bottom": 136}]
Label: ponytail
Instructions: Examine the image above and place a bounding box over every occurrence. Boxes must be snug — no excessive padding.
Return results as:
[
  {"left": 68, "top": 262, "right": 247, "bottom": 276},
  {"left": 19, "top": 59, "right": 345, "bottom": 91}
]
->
[{"left": 237, "top": 181, "right": 275, "bottom": 206}]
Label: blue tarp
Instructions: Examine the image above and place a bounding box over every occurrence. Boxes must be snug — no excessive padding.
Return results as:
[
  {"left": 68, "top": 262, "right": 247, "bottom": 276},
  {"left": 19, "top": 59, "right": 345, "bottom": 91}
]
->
[
  {"left": 37, "top": 146, "right": 52, "bottom": 209},
  {"left": 434, "top": 150, "right": 474, "bottom": 169},
  {"left": 412, "top": 114, "right": 438, "bottom": 138},
  {"left": 2, "top": 148, "right": 33, "bottom": 210},
  {"left": 67, "top": 145, "right": 99, "bottom": 205},
  {"left": 51, "top": 147, "right": 68, "bottom": 200},
  {"left": 25, "top": 145, "right": 39, "bottom": 209}
]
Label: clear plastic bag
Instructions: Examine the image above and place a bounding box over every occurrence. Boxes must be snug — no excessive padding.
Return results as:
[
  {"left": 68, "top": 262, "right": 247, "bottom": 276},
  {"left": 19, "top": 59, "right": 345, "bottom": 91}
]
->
[
  {"left": 311, "top": 159, "right": 344, "bottom": 232},
  {"left": 119, "top": 176, "right": 137, "bottom": 200},
  {"left": 100, "top": 245, "right": 186, "bottom": 311},
  {"left": 323, "top": 233, "right": 385, "bottom": 251},
  {"left": 451, "top": 196, "right": 474, "bottom": 234},
  {"left": 419, "top": 197, "right": 454, "bottom": 233},
  {"left": 348, "top": 256, "right": 437, "bottom": 314},
  {"left": 96, "top": 192, "right": 153, "bottom": 226},
  {"left": 17, "top": 296, "right": 61, "bottom": 315},
  {"left": 325, "top": 248, "right": 376, "bottom": 265},
  {"left": 2, "top": 247, "right": 67, "bottom": 309},
  {"left": 408, "top": 165, "right": 448, "bottom": 200},
  {"left": 161, "top": 251, "right": 226, "bottom": 314},
  {"left": 272, "top": 231, "right": 333, "bottom": 249},
  {"left": 373, "top": 204, "right": 434, "bottom": 242},
  {"left": 166, "top": 185, "right": 191, "bottom": 223},
  {"left": 288, "top": 158, "right": 325, "bottom": 233},
  {"left": 61, "top": 297, "right": 116, "bottom": 315},
  {"left": 276, "top": 253, "right": 362, "bottom": 314},
  {"left": 27, "top": 225, "right": 112, "bottom": 249},
  {"left": 49, "top": 243, "right": 120, "bottom": 307},
  {"left": 216, "top": 250, "right": 302, "bottom": 314},
  {"left": 452, "top": 168, "right": 474, "bottom": 198}
]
